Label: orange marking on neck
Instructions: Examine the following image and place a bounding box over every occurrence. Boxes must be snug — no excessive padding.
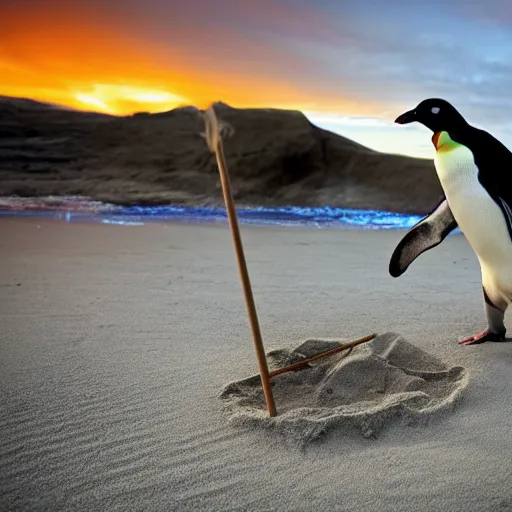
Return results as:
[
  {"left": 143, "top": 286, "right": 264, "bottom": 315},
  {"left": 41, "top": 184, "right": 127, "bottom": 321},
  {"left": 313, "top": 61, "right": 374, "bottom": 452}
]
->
[{"left": 432, "top": 132, "right": 441, "bottom": 150}]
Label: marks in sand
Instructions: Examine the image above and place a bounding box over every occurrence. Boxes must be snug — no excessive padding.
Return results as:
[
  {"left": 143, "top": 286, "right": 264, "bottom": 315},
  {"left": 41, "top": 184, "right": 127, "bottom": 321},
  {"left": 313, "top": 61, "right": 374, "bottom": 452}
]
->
[{"left": 220, "top": 332, "right": 469, "bottom": 445}]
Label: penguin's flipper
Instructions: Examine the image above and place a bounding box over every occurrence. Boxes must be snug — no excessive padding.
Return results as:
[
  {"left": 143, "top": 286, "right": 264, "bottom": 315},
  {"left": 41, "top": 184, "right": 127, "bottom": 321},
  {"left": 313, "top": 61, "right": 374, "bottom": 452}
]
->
[
  {"left": 496, "top": 196, "right": 512, "bottom": 240},
  {"left": 389, "top": 198, "right": 457, "bottom": 277}
]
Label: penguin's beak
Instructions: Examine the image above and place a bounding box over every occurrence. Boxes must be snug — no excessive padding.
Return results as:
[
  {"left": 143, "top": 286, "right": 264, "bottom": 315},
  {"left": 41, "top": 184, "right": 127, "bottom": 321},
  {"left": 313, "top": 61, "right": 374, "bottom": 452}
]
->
[{"left": 394, "top": 109, "right": 416, "bottom": 124}]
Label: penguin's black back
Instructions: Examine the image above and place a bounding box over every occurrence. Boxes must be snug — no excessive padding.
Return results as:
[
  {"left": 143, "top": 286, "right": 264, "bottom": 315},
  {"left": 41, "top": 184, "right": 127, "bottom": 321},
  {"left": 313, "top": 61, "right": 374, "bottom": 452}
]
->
[{"left": 449, "top": 126, "right": 512, "bottom": 237}]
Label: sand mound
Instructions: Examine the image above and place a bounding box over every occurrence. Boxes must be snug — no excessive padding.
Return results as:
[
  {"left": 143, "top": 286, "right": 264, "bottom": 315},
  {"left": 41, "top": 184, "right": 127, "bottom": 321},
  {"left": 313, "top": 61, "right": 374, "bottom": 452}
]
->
[{"left": 220, "top": 333, "right": 469, "bottom": 445}]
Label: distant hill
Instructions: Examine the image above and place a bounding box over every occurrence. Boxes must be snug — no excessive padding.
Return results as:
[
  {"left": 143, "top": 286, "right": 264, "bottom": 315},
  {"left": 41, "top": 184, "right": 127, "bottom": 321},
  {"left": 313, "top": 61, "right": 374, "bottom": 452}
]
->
[{"left": 0, "top": 96, "right": 442, "bottom": 214}]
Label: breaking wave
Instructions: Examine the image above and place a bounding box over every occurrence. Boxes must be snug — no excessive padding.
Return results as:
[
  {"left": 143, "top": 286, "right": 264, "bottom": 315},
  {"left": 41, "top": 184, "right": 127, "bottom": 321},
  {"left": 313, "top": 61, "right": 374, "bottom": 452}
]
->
[{"left": 0, "top": 196, "right": 426, "bottom": 229}]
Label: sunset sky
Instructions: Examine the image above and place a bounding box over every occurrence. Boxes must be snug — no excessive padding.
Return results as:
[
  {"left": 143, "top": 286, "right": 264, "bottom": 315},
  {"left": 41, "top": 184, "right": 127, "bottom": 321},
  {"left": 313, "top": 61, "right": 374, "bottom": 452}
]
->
[{"left": 1, "top": 0, "right": 512, "bottom": 158}]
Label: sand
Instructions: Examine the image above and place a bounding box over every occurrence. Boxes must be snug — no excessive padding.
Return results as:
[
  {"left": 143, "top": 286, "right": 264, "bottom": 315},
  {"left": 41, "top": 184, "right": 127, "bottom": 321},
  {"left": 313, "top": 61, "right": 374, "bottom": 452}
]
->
[
  {"left": 221, "top": 333, "right": 468, "bottom": 445},
  {"left": 2, "top": 218, "right": 512, "bottom": 511}
]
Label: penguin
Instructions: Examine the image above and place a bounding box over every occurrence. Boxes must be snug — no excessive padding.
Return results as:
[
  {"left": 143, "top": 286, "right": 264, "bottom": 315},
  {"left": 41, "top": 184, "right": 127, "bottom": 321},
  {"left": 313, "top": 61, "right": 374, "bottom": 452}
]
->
[{"left": 390, "top": 98, "right": 512, "bottom": 345}]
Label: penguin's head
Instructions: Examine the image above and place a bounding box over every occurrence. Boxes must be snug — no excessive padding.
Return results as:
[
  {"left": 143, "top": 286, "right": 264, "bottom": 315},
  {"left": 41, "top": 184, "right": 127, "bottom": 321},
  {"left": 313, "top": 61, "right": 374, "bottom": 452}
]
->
[{"left": 394, "top": 98, "right": 466, "bottom": 133}]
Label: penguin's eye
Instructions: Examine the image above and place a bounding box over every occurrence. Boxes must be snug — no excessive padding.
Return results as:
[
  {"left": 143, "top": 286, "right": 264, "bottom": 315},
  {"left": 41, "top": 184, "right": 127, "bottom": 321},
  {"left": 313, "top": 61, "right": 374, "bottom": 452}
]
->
[{"left": 431, "top": 107, "right": 440, "bottom": 114}]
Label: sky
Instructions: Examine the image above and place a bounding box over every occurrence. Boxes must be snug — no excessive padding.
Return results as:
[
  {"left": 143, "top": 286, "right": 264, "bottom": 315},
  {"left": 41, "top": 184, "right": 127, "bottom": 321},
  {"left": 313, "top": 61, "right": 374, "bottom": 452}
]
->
[{"left": 1, "top": 0, "right": 512, "bottom": 158}]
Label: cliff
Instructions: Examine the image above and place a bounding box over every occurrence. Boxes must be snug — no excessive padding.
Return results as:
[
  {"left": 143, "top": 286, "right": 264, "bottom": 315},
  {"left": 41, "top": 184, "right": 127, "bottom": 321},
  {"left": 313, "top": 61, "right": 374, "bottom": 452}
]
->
[{"left": 0, "top": 96, "right": 442, "bottom": 213}]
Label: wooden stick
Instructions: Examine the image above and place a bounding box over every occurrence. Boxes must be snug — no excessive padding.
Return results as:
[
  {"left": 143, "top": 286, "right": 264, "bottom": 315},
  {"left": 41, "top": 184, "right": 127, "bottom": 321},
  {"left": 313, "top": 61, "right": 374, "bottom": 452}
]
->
[
  {"left": 202, "top": 105, "right": 277, "bottom": 417},
  {"left": 268, "top": 333, "right": 376, "bottom": 377}
]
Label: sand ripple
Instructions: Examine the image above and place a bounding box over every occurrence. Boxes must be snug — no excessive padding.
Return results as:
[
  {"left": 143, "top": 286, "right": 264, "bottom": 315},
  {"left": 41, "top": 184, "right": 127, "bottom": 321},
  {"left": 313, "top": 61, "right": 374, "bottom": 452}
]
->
[{"left": 0, "top": 372, "right": 230, "bottom": 510}]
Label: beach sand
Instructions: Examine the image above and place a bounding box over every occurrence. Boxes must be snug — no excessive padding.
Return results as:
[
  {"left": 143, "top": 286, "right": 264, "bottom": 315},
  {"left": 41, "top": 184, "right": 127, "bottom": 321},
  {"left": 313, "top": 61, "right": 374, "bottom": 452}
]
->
[{"left": 1, "top": 218, "right": 512, "bottom": 511}]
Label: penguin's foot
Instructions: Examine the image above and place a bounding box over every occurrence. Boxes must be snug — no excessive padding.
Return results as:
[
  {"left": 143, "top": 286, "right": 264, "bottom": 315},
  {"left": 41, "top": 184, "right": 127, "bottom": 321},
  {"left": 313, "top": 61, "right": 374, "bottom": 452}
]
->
[{"left": 458, "top": 329, "right": 507, "bottom": 345}]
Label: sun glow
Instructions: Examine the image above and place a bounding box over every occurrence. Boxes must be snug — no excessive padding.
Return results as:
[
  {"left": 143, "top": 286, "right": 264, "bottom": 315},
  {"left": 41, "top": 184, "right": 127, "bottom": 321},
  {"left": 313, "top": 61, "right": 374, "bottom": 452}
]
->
[
  {"left": 0, "top": 0, "right": 380, "bottom": 119},
  {"left": 73, "top": 85, "right": 188, "bottom": 115},
  {"left": 74, "top": 94, "right": 112, "bottom": 113}
]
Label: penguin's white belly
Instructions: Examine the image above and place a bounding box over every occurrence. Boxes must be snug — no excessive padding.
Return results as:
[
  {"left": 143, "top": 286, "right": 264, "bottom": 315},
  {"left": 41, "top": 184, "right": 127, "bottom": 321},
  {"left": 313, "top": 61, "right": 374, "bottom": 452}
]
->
[{"left": 434, "top": 145, "right": 512, "bottom": 300}]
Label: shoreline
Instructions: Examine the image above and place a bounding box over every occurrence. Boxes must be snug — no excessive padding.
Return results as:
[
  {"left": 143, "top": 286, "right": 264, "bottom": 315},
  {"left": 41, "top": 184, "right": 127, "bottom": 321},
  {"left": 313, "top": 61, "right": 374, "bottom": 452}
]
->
[{"left": 0, "top": 195, "right": 426, "bottom": 230}]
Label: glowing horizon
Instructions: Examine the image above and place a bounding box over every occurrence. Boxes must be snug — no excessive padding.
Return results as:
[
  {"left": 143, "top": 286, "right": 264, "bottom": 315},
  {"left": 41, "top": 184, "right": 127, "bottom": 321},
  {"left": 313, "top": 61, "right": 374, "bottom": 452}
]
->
[
  {"left": 0, "top": 0, "right": 390, "bottom": 117},
  {"left": 1, "top": 0, "right": 512, "bottom": 158}
]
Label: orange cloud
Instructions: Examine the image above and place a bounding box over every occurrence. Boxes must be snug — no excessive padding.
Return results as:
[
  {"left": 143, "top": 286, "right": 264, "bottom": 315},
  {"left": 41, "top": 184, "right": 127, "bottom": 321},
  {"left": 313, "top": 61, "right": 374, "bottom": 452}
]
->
[{"left": 0, "top": 0, "right": 375, "bottom": 116}]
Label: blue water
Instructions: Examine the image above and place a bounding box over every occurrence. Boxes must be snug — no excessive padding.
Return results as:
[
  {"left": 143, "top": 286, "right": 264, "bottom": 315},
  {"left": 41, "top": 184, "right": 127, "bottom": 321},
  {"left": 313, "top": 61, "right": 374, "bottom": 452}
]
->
[{"left": 0, "top": 196, "right": 426, "bottom": 230}]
